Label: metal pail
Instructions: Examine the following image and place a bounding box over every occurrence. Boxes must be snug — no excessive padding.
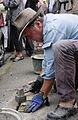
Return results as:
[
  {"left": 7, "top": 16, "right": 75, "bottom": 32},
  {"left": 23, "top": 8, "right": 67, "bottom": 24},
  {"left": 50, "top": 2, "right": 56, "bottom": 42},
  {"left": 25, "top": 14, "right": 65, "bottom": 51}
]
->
[{"left": 31, "top": 54, "right": 44, "bottom": 75}]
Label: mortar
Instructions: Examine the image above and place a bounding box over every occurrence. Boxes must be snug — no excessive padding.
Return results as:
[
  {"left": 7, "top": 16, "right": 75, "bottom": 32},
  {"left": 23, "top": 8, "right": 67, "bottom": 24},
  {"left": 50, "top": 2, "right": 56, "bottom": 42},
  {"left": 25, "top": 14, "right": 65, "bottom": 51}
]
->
[{"left": 31, "top": 54, "right": 44, "bottom": 75}]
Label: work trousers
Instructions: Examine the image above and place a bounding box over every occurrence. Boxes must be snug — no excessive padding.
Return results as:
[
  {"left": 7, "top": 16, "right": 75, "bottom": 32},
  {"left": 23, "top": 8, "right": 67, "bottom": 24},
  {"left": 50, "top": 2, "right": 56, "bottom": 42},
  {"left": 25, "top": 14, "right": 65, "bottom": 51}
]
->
[{"left": 53, "top": 40, "right": 78, "bottom": 102}]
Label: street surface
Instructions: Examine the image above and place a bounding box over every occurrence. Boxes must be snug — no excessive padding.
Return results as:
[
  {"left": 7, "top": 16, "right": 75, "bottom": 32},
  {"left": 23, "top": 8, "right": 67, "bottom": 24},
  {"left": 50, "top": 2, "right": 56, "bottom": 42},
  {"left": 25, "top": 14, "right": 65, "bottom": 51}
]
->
[
  {"left": 0, "top": 53, "right": 78, "bottom": 120},
  {"left": 0, "top": 0, "right": 78, "bottom": 119}
]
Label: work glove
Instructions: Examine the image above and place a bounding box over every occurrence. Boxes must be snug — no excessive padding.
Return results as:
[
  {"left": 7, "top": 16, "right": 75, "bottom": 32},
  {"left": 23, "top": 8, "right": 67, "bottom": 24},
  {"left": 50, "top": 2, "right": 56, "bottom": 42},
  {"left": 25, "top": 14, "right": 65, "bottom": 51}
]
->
[
  {"left": 24, "top": 92, "right": 49, "bottom": 113},
  {"left": 30, "top": 75, "right": 44, "bottom": 93}
]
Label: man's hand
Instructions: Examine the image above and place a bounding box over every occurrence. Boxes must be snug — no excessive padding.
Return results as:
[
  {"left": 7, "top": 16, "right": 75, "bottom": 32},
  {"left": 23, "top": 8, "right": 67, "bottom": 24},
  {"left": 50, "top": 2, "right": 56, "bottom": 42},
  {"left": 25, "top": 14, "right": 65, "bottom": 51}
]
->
[
  {"left": 30, "top": 75, "right": 44, "bottom": 93},
  {"left": 24, "top": 93, "right": 44, "bottom": 113}
]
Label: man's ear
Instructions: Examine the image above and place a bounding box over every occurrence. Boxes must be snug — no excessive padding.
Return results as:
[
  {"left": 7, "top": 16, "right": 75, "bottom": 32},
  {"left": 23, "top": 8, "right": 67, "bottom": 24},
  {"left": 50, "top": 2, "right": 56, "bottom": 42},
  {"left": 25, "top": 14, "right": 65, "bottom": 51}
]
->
[
  {"left": 36, "top": 21, "right": 42, "bottom": 27},
  {"left": 34, "top": 21, "right": 42, "bottom": 30}
]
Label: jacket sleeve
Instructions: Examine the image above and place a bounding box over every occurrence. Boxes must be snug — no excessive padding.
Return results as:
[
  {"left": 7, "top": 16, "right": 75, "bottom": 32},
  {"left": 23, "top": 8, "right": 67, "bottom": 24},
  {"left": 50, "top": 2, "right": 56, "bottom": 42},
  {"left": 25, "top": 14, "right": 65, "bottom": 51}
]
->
[{"left": 3, "top": 0, "right": 20, "bottom": 8}]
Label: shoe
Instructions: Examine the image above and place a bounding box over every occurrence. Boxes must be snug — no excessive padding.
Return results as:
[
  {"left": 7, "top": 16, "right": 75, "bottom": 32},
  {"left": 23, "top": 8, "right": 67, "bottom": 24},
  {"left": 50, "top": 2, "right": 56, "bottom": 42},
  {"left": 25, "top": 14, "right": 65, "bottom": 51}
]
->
[
  {"left": 10, "top": 56, "right": 16, "bottom": 60},
  {"left": 47, "top": 100, "right": 78, "bottom": 120},
  {"left": 13, "top": 56, "right": 24, "bottom": 62}
]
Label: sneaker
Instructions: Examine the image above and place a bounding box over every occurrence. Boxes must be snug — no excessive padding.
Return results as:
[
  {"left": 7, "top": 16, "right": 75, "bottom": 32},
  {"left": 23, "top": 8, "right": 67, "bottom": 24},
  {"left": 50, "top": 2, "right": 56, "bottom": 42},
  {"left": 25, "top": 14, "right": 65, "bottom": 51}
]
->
[{"left": 47, "top": 100, "right": 78, "bottom": 120}]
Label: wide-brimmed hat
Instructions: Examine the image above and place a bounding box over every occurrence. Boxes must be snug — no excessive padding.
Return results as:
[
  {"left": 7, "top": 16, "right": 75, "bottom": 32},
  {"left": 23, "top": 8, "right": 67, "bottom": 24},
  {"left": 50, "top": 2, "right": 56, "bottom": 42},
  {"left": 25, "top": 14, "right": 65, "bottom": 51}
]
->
[{"left": 14, "top": 6, "right": 44, "bottom": 39}]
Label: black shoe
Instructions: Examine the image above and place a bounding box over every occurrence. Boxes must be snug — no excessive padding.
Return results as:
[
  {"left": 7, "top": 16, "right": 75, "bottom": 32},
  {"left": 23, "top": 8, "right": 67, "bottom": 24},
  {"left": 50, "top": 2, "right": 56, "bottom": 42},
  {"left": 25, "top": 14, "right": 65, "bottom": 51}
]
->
[
  {"left": 47, "top": 100, "right": 78, "bottom": 120},
  {"left": 10, "top": 56, "right": 16, "bottom": 60}
]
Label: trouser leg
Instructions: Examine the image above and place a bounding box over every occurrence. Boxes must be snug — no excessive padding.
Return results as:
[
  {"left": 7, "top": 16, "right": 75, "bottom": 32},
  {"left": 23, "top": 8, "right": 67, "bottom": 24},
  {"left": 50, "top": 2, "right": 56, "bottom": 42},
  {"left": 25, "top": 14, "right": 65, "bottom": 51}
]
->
[
  {"left": 10, "top": 24, "right": 23, "bottom": 52},
  {"left": 25, "top": 37, "right": 34, "bottom": 51},
  {"left": 53, "top": 40, "right": 78, "bottom": 102},
  {"left": 1, "top": 26, "right": 8, "bottom": 48},
  {"left": 0, "top": 29, "right": 2, "bottom": 45}
]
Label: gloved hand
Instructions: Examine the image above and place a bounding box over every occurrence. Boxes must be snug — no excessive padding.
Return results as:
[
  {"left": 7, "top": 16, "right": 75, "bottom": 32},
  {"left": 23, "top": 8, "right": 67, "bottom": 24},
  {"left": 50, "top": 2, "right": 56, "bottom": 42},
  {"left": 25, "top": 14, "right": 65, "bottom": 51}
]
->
[
  {"left": 24, "top": 92, "right": 45, "bottom": 113},
  {"left": 30, "top": 75, "right": 44, "bottom": 93}
]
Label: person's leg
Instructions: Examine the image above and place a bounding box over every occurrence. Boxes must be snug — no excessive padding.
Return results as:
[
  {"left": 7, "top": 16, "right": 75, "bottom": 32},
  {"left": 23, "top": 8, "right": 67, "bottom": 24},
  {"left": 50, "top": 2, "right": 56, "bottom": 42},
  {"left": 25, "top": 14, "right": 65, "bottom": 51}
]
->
[
  {"left": 47, "top": 40, "right": 78, "bottom": 120},
  {"left": 11, "top": 25, "right": 23, "bottom": 54},
  {"left": 7, "top": 24, "right": 15, "bottom": 52},
  {"left": 75, "top": 51, "right": 78, "bottom": 90},
  {"left": 0, "top": 29, "right": 2, "bottom": 45},
  {"left": 54, "top": 40, "right": 76, "bottom": 103},
  {"left": 10, "top": 25, "right": 24, "bottom": 62},
  {"left": 25, "top": 37, "right": 34, "bottom": 57},
  {"left": 0, "top": 29, "right": 4, "bottom": 67},
  {"left": 1, "top": 26, "right": 8, "bottom": 48}
]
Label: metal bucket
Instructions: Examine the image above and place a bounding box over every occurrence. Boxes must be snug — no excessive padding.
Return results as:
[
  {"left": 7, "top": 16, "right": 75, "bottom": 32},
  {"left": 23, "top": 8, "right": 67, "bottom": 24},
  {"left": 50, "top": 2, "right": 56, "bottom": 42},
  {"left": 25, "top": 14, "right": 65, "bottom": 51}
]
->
[
  {"left": 0, "top": 108, "right": 23, "bottom": 120},
  {"left": 31, "top": 54, "right": 44, "bottom": 75}
]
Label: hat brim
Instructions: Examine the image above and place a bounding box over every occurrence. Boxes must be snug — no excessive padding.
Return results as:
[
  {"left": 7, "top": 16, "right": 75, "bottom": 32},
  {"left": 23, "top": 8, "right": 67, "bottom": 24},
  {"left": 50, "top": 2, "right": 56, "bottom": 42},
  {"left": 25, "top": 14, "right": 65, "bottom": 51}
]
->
[{"left": 19, "top": 6, "right": 44, "bottom": 40}]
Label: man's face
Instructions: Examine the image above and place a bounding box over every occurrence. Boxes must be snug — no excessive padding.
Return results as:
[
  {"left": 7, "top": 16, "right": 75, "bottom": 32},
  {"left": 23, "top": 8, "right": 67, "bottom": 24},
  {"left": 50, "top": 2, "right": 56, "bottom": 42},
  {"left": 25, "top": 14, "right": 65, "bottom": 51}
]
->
[{"left": 23, "top": 21, "right": 43, "bottom": 42}]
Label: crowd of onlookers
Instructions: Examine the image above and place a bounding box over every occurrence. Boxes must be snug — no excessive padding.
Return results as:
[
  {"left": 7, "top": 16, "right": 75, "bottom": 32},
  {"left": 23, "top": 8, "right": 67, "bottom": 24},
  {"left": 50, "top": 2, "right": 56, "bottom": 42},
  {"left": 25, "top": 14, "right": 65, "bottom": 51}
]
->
[
  {"left": 0, "top": 0, "right": 47, "bottom": 64},
  {"left": 0, "top": 0, "right": 76, "bottom": 65}
]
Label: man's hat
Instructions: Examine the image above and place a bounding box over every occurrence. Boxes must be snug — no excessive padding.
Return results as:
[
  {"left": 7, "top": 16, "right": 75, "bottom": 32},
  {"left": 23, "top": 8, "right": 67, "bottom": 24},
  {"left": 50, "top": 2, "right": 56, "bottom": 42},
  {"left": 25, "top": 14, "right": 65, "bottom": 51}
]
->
[{"left": 14, "top": 6, "right": 44, "bottom": 39}]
